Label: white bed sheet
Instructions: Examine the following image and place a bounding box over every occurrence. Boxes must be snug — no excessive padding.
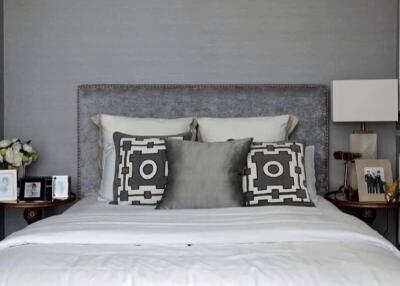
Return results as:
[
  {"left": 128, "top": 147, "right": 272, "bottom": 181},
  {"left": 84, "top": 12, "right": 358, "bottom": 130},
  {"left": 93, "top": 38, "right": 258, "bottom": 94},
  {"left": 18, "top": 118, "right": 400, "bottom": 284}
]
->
[{"left": 0, "top": 195, "right": 399, "bottom": 286}]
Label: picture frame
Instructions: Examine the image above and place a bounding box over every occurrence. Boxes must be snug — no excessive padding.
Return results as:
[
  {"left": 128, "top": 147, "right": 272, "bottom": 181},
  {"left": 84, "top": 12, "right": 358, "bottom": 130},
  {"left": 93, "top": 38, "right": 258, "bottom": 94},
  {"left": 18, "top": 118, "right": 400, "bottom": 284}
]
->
[
  {"left": 20, "top": 177, "right": 45, "bottom": 201},
  {"left": 355, "top": 159, "right": 392, "bottom": 202},
  {"left": 0, "top": 169, "right": 18, "bottom": 201},
  {"left": 52, "top": 176, "right": 71, "bottom": 200}
]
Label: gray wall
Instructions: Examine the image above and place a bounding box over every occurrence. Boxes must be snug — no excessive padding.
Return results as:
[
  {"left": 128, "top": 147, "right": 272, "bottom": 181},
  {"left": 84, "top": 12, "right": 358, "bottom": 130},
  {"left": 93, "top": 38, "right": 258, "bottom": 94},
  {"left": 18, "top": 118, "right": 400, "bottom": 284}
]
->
[
  {"left": 0, "top": 0, "right": 3, "bottom": 140},
  {"left": 3, "top": 0, "right": 398, "bottom": 235},
  {"left": 0, "top": 0, "right": 3, "bottom": 239}
]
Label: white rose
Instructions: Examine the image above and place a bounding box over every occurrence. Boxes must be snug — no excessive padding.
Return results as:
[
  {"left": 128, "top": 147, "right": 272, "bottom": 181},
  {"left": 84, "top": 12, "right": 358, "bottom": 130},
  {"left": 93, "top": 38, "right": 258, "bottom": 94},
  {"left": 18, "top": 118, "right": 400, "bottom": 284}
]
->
[
  {"left": 0, "top": 140, "right": 11, "bottom": 148},
  {"left": 5, "top": 148, "right": 22, "bottom": 167},
  {"left": 4, "top": 149, "right": 12, "bottom": 164},
  {"left": 11, "top": 142, "right": 22, "bottom": 152},
  {"left": 22, "top": 144, "right": 33, "bottom": 153},
  {"left": 13, "top": 154, "right": 22, "bottom": 167}
]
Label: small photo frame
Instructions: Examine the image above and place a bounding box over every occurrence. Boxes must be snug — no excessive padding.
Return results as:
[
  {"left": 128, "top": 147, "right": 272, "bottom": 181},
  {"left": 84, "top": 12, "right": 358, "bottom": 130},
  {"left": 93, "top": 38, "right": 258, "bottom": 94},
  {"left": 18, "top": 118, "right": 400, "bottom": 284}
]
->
[
  {"left": 0, "top": 169, "right": 18, "bottom": 201},
  {"left": 52, "top": 176, "right": 70, "bottom": 200},
  {"left": 20, "top": 177, "right": 45, "bottom": 201},
  {"left": 355, "top": 159, "right": 392, "bottom": 202}
]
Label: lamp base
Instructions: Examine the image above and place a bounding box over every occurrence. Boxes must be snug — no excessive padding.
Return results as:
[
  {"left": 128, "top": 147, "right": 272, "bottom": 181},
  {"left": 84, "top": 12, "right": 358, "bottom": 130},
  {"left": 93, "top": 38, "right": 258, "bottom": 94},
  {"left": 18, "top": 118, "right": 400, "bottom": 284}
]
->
[
  {"left": 353, "top": 122, "right": 374, "bottom": 134},
  {"left": 349, "top": 133, "right": 377, "bottom": 189}
]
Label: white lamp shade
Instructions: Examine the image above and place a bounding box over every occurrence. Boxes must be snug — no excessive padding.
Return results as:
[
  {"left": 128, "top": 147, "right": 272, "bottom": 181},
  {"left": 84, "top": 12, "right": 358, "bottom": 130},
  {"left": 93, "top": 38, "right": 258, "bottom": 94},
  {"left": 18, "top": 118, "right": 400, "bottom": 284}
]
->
[{"left": 331, "top": 79, "right": 399, "bottom": 122}]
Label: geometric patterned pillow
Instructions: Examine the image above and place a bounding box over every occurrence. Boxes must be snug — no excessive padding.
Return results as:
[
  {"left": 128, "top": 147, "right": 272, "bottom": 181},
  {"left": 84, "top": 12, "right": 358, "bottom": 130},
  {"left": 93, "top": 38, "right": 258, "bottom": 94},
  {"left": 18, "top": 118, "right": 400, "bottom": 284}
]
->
[
  {"left": 242, "top": 142, "right": 313, "bottom": 206},
  {"left": 112, "top": 132, "right": 190, "bottom": 205}
]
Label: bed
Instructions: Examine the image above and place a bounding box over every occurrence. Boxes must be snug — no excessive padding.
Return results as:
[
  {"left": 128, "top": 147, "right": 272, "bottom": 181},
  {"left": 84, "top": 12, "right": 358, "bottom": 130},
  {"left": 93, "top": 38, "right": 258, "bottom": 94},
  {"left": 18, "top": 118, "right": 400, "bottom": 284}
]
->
[{"left": 0, "top": 84, "right": 399, "bottom": 286}]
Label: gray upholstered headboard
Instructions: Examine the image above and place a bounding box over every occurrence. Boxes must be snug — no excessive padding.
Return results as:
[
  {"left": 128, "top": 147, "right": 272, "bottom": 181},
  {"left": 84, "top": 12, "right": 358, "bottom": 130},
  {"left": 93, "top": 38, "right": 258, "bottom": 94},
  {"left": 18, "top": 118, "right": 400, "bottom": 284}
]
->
[{"left": 78, "top": 84, "right": 329, "bottom": 195}]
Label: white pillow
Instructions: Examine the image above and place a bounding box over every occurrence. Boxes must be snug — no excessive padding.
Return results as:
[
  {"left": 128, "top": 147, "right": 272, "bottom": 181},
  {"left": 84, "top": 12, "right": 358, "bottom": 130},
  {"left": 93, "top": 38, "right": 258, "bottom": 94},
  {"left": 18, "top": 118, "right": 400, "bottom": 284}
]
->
[
  {"left": 92, "top": 114, "right": 194, "bottom": 201},
  {"left": 196, "top": 115, "right": 298, "bottom": 142},
  {"left": 305, "top": 145, "right": 317, "bottom": 201}
]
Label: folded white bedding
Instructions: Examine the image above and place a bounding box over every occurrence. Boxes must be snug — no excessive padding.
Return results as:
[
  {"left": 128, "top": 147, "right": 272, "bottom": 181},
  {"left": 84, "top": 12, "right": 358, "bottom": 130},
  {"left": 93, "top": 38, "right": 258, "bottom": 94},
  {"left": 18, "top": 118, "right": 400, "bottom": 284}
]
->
[{"left": 0, "top": 195, "right": 399, "bottom": 286}]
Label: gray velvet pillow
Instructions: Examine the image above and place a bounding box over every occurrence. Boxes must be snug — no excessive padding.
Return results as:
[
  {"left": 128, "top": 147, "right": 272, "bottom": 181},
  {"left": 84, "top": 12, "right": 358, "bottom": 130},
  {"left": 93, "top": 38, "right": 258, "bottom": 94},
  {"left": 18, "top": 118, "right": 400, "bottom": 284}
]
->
[{"left": 157, "top": 138, "right": 252, "bottom": 209}]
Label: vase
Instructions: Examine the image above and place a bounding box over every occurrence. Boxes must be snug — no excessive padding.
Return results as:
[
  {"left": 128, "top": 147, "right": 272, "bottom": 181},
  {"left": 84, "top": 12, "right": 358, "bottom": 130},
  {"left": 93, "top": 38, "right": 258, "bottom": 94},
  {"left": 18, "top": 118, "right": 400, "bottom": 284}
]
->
[
  {"left": 8, "top": 165, "right": 26, "bottom": 181},
  {"left": 17, "top": 166, "right": 26, "bottom": 181}
]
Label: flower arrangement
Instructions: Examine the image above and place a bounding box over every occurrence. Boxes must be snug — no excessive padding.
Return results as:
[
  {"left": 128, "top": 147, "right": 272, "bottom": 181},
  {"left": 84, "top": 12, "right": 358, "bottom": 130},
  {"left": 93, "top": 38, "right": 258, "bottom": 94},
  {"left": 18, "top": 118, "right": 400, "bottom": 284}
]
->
[
  {"left": 0, "top": 139, "right": 38, "bottom": 168},
  {"left": 383, "top": 180, "right": 398, "bottom": 203}
]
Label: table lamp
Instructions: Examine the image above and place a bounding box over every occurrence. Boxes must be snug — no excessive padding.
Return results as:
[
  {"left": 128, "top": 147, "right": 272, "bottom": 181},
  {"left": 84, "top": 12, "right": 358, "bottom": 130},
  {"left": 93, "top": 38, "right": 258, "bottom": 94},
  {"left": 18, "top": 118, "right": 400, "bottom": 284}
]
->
[{"left": 331, "top": 79, "right": 399, "bottom": 189}]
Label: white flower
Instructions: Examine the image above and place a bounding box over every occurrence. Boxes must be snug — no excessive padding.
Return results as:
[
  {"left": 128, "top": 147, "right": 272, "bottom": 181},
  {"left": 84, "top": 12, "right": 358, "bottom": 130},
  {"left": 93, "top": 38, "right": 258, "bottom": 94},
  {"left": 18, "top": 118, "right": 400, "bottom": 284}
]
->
[
  {"left": 5, "top": 148, "right": 22, "bottom": 167},
  {"left": 11, "top": 138, "right": 19, "bottom": 143},
  {"left": 0, "top": 140, "right": 11, "bottom": 148},
  {"left": 11, "top": 142, "right": 22, "bottom": 152},
  {"left": 22, "top": 144, "right": 33, "bottom": 153}
]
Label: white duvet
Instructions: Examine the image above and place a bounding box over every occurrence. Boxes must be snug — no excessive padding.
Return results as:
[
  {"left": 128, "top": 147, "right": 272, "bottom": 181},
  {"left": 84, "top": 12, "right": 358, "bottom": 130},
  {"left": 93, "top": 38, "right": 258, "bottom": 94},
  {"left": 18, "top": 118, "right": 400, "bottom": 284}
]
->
[{"left": 0, "top": 195, "right": 399, "bottom": 286}]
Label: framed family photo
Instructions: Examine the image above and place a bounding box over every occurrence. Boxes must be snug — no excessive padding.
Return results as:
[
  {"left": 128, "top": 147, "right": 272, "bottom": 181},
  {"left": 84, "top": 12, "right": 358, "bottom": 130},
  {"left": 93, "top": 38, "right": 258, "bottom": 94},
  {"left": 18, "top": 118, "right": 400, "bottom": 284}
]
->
[
  {"left": 20, "top": 177, "right": 45, "bottom": 201},
  {"left": 355, "top": 159, "right": 392, "bottom": 202},
  {"left": 0, "top": 169, "right": 18, "bottom": 201},
  {"left": 52, "top": 176, "right": 70, "bottom": 200}
]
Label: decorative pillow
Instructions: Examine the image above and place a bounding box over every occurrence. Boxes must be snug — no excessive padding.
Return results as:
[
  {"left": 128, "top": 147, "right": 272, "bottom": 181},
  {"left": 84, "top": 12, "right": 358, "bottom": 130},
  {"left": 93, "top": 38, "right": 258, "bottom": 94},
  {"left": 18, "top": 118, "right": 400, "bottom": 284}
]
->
[
  {"left": 194, "top": 115, "right": 299, "bottom": 142},
  {"left": 113, "top": 132, "right": 191, "bottom": 205},
  {"left": 305, "top": 145, "right": 318, "bottom": 201},
  {"left": 157, "top": 138, "right": 253, "bottom": 209},
  {"left": 242, "top": 142, "right": 313, "bottom": 206},
  {"left": 91, "top": 114, "right": 196, "bottom": 201}
]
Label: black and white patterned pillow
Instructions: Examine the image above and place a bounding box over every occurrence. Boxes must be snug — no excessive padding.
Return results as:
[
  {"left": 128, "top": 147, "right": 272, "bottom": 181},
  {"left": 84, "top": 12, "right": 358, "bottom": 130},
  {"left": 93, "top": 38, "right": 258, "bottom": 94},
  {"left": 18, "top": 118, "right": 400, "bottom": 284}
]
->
[
  {"left": 112, "top": 132, "right": 190, "bottom": 205},
  {"left": 242, "top": 142, "right": 313, "bottom": 206}
]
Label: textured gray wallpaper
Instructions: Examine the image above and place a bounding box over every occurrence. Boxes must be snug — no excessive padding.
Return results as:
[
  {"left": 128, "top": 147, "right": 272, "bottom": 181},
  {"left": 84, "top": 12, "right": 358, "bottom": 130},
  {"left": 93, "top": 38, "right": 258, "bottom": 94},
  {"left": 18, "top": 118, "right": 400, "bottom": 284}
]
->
[
  {"left": 0, "top": 0, "right": 3, "bottom": 239},
  {"left": 3, "top": 0, "right": 398, "bottom": 235}
]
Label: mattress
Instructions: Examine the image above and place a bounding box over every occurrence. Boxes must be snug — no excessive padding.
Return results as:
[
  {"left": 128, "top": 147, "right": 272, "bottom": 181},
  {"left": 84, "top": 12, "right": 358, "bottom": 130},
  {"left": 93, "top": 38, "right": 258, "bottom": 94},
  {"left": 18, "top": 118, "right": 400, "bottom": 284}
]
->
[{"left": 0, "top": 195, "right": 399, "bottom": 286}]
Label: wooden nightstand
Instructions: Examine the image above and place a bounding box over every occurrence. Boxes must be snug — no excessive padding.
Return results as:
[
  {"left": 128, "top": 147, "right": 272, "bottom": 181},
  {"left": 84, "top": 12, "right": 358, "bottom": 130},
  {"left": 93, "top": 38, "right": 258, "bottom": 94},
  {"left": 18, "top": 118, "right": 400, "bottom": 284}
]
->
[
  {"left": 325, "top": 190, "right": 399, "bottom": 248},
  {"left": 0, "top": 193, "right": 76, "bottom": 224}
]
